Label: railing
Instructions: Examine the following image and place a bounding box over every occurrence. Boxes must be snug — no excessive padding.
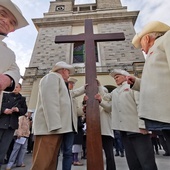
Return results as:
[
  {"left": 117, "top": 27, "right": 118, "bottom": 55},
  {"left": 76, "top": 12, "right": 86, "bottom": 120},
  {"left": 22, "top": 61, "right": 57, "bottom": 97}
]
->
[
  {"left": 74, "top": 64, "right": 134, "bottom": 74},
  {"left": 22, "top": 62, "right": 144, "bottom": 79}
]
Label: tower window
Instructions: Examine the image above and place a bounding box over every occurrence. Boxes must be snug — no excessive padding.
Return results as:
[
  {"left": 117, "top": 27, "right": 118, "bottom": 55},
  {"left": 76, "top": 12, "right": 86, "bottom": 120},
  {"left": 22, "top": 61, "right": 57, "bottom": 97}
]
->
[{"left": 55, "top": 5, "right": 65, "bottom": 11}]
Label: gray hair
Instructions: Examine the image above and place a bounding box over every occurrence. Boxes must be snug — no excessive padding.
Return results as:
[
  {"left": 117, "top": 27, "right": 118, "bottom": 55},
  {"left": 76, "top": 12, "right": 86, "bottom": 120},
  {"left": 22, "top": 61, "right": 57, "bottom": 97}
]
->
[{"left": 148, "top": 32, "right": 164, "bottom": 40}]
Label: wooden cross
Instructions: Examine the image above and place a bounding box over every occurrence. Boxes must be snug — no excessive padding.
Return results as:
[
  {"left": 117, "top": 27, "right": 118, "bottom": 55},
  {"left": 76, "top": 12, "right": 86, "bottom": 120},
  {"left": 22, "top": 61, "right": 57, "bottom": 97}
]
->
[{"left": 55, "top": 19, "right": 125, "bottom": 170}]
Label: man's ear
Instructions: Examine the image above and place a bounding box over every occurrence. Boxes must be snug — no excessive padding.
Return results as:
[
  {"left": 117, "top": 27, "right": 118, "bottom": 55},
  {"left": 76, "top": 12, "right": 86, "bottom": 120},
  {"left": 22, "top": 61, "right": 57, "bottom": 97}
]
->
[{"left": 145, "top": 35, "right": 150, "bottom": 43}]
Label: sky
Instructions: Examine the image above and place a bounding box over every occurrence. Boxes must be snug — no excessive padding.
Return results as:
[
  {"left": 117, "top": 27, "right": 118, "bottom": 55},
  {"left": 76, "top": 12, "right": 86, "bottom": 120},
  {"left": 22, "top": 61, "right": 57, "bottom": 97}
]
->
[{"left": 4, "top": 0, "right": 170, "bottom": 76}]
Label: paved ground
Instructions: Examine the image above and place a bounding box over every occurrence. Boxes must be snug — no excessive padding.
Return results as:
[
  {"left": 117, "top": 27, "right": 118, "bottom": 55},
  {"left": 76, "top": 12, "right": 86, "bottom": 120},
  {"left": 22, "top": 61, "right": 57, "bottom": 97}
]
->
[{"left": 1, "top": 150, "right": 169, "bottom": 170}]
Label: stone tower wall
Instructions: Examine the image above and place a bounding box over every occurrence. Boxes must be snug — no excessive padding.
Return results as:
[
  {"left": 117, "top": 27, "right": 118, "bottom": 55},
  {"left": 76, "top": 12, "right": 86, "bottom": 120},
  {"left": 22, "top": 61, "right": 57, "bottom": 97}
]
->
[
  {"left": 21, "top": 0, "right": 144, "bottom": 109},
  {"left": 97, "top": 0, "right": 122, "bottom": 9},
  {"left": 29, "top": 26, "right": 72, "bottom": 70}
]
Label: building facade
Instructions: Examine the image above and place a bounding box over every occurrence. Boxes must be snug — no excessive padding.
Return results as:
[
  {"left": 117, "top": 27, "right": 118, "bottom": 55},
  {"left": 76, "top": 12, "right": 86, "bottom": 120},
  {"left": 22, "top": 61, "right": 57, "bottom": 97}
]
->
[{"left": 22, "top": 0, "right": 144, "bottom": 109}]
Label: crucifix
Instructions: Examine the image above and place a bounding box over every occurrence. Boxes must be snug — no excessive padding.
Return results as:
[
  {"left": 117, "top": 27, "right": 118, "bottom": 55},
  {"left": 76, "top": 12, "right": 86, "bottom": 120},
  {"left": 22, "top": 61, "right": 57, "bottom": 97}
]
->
[{"left": 55, "top": 19, "right": 125, "bottom": 170}]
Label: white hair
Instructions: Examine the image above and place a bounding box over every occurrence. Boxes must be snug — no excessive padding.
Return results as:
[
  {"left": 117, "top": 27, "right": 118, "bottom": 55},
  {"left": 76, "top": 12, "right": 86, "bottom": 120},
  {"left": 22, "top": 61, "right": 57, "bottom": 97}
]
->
[{"left": 148, "top": 32, "right": 164, "bottom": 39}]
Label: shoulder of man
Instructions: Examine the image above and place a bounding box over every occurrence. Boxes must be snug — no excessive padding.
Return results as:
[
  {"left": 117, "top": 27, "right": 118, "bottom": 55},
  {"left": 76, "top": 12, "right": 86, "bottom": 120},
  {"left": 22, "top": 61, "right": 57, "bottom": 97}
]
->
[
  {"left": 2, "top": 91, "right": 11, "bottom": 99},
  {"left": 42, "top": 72, "right": 63, "bottom": 82},
  {"left": 165, "top": 30, "right": 170, "bottom": 36},
  {"left": 0, "top": 41, "right": 15, "bottom": 55}
]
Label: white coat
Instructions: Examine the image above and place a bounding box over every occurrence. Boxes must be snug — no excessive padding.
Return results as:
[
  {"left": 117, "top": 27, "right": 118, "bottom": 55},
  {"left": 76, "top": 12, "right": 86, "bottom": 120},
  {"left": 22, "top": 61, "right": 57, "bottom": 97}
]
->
[
  {"left": 99, "top": 100, "right": 114, "bottom": 138},
  {"left": 33, "top": 72, "right": 75, "bottom": 135},
  {"left": 0, "top": 35, "right": 20, "bottom": 108},
  {"left": 99, "top": 82, "right": 145, "bottom": 133},
  {"left": 70, "top": 86, "right": 85, "bottom": 131},
  {"left": 132, "top": 30, "right": 170, "bottom": 124},
  {"left": 0, "top": 36, "right": 20, "bottom": 84}
]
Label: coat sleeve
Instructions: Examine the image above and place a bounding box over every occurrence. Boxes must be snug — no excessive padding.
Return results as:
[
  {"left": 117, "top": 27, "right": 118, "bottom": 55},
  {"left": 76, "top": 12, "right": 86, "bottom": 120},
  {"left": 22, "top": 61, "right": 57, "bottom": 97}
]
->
[
  {"left": 133, "top": 91, "right": 145, "bottom": 129},
  {"left": 77, "top": 106, "right": 84, "bottom": 116},
  {"left": 39, "top": 74, "right": 62, "bottom": 132},
  {"left": 98, "top": 86, "right": 112, "bottom": 101},
  {"left": 162, "top": 31, "right": 170, "bottom": 69},
  {"left": 3, "top": 56, "right": 20, "bottom": 91},
  {"left": 100, "top": 100, "right": 112, "bottom": 113},
  {"left": 70, "top": 86, "right": 85, "bottom": 98},
  {"left": 18, "top": 97, "right": 27, "bottom": 116}
]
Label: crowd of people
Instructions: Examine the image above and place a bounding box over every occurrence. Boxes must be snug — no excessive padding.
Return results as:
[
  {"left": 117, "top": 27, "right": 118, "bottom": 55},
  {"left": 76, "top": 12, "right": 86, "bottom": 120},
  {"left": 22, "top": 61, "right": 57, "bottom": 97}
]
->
[{"left": 0, "top": 0, "right": 170, "bottom": 170}]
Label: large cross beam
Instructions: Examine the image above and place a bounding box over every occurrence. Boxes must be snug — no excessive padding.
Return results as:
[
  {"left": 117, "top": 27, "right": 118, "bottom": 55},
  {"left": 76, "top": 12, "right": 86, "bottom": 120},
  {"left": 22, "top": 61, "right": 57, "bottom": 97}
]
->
[{"left": 55, "top": 19, "right": 125, "bottom": 170}]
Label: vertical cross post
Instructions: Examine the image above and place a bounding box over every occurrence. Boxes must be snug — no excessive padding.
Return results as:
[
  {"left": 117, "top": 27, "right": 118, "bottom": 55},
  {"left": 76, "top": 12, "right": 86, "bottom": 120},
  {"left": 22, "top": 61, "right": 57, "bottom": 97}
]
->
[{"left": 55, "top": 19, "right": 125, "bottom": 170}]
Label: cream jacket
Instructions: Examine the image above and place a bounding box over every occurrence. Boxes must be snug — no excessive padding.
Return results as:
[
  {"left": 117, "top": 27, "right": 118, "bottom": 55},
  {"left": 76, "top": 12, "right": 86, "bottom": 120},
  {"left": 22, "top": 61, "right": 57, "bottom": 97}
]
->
[
  {"left": 0, "top": 35, "right": 20, "bottom": 108},
  {"left": 0, "top": 36, "right": 20, "bottom": 84},
  {"left": 33, "top": 72, "right": 75, "bottom": 135},
  {"left": 132, "top": 30, "right": 170, "bottom": 124},
  {"left": 99, "top": 100, "right": 114, "bottom": 138},
  {"left": 70, "top": 86, "right": 85, "bottom": 131},
  {"left": 99, "top": 82, "right": 145, "bottom": 133}
]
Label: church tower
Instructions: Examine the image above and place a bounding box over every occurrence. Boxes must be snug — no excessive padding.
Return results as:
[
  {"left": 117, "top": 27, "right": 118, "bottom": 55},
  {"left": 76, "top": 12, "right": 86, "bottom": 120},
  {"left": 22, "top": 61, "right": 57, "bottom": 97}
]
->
[
  {"left": 22, "top": 0, "right": 144, "bottom": 109},
  {"left": 97, "top": 0, "right": 122, "bottom": 9}
]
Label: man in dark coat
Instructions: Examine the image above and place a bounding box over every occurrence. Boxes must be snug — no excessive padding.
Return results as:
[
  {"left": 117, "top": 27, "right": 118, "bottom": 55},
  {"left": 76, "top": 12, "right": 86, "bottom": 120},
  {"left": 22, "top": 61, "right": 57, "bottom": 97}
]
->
[{"left": 0, "top": 83, "right": 27, "bottom": 167}]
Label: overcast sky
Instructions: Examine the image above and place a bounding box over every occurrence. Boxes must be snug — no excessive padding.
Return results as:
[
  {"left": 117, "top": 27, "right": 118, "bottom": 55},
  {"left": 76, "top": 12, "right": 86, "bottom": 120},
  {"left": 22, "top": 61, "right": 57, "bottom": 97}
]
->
[{"left": 4, "top": 0, "right": 170, "bottom": 76}]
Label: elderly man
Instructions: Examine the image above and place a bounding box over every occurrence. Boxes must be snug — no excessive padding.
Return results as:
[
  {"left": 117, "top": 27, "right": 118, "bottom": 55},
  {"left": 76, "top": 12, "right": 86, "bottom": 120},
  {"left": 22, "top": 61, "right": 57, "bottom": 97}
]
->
[
  {"left": 31, "top": 61, "right": 76, "bottom": 170},
  {"left": 127, "top": 21, "right": 170, "bottom": 153},
  {"left": 98, "top": 69, "right": 157, "bottom": 170},
  {"left": 0, "top": 0, "right": 28, "bottom": 107}
]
